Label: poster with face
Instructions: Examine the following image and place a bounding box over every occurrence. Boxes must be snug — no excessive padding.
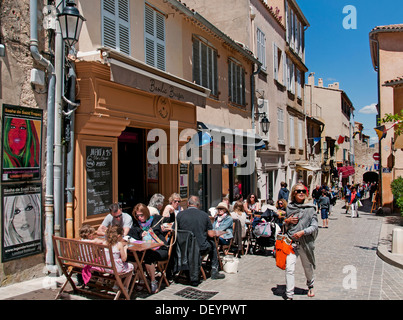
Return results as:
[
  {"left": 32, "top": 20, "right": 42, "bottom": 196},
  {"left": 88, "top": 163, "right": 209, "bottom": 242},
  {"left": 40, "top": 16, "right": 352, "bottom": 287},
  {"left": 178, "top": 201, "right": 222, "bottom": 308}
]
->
[
  {"left": 2, "top": 183, "right": 42, "bottom": 262},
  {"left": 1, "top": 104, "right": 42, "bottom": 182}
]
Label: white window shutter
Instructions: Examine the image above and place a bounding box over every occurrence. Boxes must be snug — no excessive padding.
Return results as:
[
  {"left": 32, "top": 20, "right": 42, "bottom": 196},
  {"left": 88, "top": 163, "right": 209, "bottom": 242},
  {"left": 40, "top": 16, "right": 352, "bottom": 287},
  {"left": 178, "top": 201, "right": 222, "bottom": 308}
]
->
[
  {"left": 273, "top": 43, "right": 278, "bottom": 81},
  {"left": 145, "top": 5, "right": 166, "bottom": 71},
  {"left": 102, "top": 0, "right": 130, "bottom": 55},
  {"left": 289, "top": 116, "right": 295, "bottom": 148}
]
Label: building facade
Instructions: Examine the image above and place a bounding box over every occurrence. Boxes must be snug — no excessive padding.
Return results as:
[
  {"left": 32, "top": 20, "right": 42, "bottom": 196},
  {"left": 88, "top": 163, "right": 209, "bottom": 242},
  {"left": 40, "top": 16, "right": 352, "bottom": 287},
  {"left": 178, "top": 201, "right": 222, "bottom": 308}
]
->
[
  {"left": 304, "top": 73, "right": 355, "bottom": 186},
  {"left": 370, "top": 24, "right": 403, "bottom": 209},
  {"left": 185, "top": 0, "right": 312, "bottom": 203}
]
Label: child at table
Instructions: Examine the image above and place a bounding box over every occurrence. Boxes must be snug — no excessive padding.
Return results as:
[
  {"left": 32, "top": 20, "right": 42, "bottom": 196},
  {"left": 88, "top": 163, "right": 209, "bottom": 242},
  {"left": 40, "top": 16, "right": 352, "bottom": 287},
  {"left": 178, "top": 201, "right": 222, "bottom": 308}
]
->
[
  {"left": 79, "top": 224, "right": 104, "bottom": 243},
  {"left": 103, "top": 226, "right": 134, "bottom": 274},
  {"left": 77, "top": 225, "right": 104, "bottom": 286}
]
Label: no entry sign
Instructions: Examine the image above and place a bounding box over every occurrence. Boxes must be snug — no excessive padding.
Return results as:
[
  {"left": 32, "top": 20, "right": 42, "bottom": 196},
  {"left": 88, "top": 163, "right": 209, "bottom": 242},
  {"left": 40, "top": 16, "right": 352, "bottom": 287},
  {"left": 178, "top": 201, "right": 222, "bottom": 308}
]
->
[{"left": 373, "top": 153, "right": 380, "bottom": 161}]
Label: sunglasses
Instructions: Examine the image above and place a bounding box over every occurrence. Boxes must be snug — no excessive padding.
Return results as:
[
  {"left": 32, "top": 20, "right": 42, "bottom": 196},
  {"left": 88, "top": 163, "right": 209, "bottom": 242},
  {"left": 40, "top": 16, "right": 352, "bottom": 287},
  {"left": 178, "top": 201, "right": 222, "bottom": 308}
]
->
[
  {"left": 114, "top": 214, "right": 123, "bottom": 218},
  {"left": 136, "top": 213, "right": 144, "bottom": 218},
  {"left": 173, "top": 200, "right": 181, "bottom": 203},
  {"left": 295, "top": 189, "right": 307, "bottom": 194}
]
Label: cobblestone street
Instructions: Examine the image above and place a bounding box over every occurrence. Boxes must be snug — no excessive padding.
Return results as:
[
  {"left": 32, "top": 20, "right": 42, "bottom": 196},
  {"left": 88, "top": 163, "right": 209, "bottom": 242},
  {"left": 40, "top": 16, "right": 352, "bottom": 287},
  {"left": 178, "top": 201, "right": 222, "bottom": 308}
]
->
[
  {"left": 1, "top": 197, "right": 402, "bottom": 302},
  {"left": 144, "top": 197, "right": 403, "bottom": 301}
]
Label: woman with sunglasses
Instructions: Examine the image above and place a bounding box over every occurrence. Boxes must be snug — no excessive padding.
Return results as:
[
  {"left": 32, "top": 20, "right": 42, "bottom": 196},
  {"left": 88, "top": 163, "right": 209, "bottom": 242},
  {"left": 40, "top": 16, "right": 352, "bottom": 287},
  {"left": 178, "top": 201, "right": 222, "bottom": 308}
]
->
[
  {"left": 128, "top": 203, "right": 175, "bottom": 293},
  {"left": 283, "top": 183, "right": 318, "bottom": 300},
  {"left": 162, "top": 193, "right": 184, "bottom": 217},
  {"left": 243, "top": 193, "right": 261, "bottom": 216}
]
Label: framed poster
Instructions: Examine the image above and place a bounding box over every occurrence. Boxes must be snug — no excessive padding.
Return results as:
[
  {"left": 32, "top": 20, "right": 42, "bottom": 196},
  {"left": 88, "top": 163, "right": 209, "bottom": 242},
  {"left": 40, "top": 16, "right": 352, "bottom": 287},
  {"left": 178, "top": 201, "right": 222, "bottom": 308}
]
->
[
  {"left": 86, "top": 146, "right": 113, "bottom": 216},
  {"left": 2, "top": 183, "right": 42, "bottom": 262},
  {"left": 1, "top": 104, "right": 43, "bottom": 182}
]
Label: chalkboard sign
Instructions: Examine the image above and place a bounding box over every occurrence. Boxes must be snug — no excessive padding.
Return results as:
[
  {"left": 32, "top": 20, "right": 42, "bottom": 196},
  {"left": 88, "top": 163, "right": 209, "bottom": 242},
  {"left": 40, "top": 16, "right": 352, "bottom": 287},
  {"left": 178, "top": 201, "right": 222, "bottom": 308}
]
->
[{"left": 86, "top": 146, "right": 113, "bottom": 216}]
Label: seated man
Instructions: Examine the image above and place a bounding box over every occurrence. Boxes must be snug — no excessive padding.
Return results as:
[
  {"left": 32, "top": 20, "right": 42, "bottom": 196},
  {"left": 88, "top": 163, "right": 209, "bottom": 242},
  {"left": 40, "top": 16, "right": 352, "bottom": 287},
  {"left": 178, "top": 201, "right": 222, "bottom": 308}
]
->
[
  {"left": 176, "top": 195, "right": 225, "bottom": 285},
  {"left": 96, "top": 203, "right": 133, "bottom": 237}
]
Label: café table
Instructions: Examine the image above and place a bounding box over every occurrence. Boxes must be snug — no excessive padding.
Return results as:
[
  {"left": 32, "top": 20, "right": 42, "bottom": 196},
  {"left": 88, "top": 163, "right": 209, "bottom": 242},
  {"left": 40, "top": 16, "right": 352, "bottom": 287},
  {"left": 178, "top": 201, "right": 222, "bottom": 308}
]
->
[{"left": 127, "top": 241, "right": 162, "bottom": 295}]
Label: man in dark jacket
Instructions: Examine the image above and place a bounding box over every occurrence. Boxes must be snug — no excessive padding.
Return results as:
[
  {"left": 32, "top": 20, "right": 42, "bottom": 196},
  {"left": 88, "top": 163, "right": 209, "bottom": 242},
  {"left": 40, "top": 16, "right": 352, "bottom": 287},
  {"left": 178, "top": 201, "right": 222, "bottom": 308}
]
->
[
  {"left": 278, "top": 182, "right": 290, "bottom": 201},
  {"left": 176, "top": 195, "right": 225, "bottom": 285}
]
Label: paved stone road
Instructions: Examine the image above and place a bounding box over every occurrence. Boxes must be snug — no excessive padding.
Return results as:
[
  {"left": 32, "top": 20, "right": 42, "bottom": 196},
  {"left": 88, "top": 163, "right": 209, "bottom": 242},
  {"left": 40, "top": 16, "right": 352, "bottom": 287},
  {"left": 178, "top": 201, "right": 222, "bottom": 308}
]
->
[
  {"left": 1, "top": 196, "right": 402, "bottom": 301},
  {"left": 144, "top": 197, "right": 403, "bottom": 300}
]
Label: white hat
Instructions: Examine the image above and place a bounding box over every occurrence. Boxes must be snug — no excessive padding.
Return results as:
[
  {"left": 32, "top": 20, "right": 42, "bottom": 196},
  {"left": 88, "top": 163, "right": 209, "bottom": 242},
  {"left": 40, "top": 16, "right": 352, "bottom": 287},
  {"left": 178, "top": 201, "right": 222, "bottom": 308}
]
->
[{"left": 215, "top": 202, "right": 229, "bottom": 212}]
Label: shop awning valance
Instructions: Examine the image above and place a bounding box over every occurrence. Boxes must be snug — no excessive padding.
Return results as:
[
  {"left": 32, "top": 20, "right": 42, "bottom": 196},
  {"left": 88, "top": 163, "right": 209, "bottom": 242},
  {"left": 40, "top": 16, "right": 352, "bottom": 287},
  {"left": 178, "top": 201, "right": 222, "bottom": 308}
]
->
[
  {"left": 197, "top": 122, "right": 265, "bottom": 150},
  {"left": 337, "top": 166, "right": 355, "bottom": 178}
]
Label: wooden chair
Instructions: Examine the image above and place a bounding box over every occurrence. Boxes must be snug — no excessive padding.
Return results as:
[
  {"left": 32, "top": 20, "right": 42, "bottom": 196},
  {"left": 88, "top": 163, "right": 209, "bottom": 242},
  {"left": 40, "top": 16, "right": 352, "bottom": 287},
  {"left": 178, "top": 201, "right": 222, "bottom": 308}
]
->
[
  {"left": 154, "top": 230, "right": 175, "bottom": 292},
  {"left": 52, "top": 236, "right": 133, "bottom": 300}
]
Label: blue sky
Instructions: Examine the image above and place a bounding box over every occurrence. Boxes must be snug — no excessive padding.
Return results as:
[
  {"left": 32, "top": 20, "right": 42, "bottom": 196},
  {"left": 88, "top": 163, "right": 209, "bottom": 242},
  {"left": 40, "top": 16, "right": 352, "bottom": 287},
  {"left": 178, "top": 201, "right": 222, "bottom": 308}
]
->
[{"left": 298, "top": 0, "right": 403, "bottom": 143}]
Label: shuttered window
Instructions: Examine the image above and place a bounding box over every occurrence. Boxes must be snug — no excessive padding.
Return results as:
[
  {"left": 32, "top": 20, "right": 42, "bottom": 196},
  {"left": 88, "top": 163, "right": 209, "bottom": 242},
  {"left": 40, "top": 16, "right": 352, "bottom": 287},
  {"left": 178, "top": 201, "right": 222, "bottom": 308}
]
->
[
  {"left": 228, "top": 58, "right": 246, "bottom": 107},
  {"left": 257, "top": 28, "right": 266, "bottom": 70},
  {"left": 102, "top": 0, "right": 130, "bottom": 55},
  {"left": 145, "top": 5, "right": 166, "bottom": 71},
  {"left": 277, "top": 108, "right": 285, "bottom": 144},
  {"left": 192, "top": 36, "right": 218, "bottom": 96}
]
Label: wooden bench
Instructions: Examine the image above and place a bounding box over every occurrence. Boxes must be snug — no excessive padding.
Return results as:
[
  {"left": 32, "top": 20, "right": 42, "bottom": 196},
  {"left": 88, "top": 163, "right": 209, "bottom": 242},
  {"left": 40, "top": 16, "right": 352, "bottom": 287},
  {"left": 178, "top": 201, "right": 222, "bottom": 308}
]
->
[{"left": 52, "top": 236, "right": 133, "bottom": 300}]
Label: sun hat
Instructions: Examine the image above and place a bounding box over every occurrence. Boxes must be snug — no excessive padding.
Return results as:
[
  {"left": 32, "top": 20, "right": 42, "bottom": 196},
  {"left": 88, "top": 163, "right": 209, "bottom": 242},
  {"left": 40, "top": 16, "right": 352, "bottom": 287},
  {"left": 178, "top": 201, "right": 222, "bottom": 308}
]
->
[{"left": 215, "top": 202, "right": 229, "bottom": 212}]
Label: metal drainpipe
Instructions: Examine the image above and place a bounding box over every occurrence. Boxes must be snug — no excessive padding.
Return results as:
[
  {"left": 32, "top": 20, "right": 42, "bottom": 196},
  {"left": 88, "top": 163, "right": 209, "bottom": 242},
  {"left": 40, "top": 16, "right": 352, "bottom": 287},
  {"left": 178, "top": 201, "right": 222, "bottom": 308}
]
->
[
  {"left": 65, "top": 66, "right": 76, "bottom": 238},
  {"left": 53, "top": 20, "right": 63, "bottom": 238},
  {"left": 30, "top": 0, "right": 56, "bottom": 270},
  {"left": 251, "top": 63, "right": 261, "bottom": 195}
]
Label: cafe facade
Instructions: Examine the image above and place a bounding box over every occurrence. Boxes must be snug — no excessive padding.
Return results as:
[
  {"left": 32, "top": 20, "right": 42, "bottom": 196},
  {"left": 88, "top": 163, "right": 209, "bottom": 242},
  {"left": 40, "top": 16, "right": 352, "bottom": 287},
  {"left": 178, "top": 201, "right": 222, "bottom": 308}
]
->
[{"left": 71, "top": 0, "right": 262, "bottom": 237}]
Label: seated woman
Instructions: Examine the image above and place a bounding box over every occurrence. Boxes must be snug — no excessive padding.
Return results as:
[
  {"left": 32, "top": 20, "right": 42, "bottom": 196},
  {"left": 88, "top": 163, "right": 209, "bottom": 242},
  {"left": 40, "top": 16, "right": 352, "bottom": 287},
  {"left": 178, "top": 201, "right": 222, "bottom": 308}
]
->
[
  {"left": 213, "top": 202, "right": 233, "bottom": 245},
  {"left": 128, "top": 203, "right": 174, "bottom": 293},
  {"left": 230, "top": 201, "right": 248, "bottom": 238}
]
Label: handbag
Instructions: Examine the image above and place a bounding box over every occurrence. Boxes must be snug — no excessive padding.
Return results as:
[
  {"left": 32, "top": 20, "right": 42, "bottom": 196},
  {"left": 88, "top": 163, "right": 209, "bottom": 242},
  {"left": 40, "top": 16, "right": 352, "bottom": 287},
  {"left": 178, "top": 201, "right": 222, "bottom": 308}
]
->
[
  {"left": 274, "top": 233, "right": 294, "bottom": 270},
  {"left": 253, "top": 222, "right": 272, "bottom": 238},
  {"left": 143, "top": 228, "right": 164, "bottom": 250},
  {"left": 357, "top": 199, "right": 363, "bottom": 207}
]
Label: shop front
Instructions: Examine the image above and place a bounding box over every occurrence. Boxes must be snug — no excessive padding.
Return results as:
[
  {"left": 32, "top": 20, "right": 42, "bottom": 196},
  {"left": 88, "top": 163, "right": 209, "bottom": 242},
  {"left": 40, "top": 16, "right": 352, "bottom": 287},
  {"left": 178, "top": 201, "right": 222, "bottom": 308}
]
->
[{"left": 71, "top": 55, "right": 208, "bottom": 237}]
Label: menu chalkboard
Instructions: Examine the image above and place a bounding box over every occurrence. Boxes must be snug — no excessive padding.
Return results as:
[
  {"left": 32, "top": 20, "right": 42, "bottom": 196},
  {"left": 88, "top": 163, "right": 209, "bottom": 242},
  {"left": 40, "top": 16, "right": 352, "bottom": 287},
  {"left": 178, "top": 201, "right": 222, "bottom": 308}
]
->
[{"left": 86, "top": 146, "right": 113, "bottom": 216}]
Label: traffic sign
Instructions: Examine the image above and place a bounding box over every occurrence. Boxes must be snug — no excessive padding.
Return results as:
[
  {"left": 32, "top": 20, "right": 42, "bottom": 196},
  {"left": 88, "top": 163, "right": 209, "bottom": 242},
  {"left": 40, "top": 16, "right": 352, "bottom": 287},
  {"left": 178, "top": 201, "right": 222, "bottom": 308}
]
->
[{"left": 373, "top": 153, "right": 380, "bottom": 161}]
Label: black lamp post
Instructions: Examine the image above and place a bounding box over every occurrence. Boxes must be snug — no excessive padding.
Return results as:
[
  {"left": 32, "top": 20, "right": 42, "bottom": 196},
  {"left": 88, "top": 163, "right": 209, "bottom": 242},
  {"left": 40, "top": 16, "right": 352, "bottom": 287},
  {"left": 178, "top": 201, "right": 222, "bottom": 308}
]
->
[{"left": 58, "top": 1, "right": 86, "bottom": 48}]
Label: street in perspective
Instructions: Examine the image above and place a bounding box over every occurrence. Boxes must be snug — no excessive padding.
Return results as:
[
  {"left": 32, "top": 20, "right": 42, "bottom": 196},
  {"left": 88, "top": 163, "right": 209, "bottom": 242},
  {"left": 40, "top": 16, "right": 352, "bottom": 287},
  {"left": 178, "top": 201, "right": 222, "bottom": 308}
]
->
[{"left": 1, "top": 0, "right": 403, "bottom": 305}]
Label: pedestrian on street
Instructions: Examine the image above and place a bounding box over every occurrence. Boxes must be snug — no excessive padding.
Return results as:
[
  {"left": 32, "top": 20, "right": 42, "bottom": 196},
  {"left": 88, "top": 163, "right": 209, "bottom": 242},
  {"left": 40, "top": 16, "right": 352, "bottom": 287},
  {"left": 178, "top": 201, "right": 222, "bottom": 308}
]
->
[
  {"left": 311, "top": 185, "right": 321, "bottom": 213},
  {"left": 283, "top": 183, "right": 318, "bottom": 300},
  {"left": 349, "top": 187, "right": 359, "bottom": 218},
  {"left": 278, "top": 182, "right": 290, "bottom": 201},
  {"left": 318, "top": 189, "right": 330, "bottom": 228}
]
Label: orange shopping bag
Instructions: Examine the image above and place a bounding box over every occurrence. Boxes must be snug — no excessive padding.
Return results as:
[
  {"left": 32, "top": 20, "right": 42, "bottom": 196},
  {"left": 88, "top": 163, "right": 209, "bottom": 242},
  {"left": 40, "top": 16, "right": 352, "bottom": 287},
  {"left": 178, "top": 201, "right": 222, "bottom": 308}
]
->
[{"left": 275, "top": 233, "right": 294, "bottom": 270}]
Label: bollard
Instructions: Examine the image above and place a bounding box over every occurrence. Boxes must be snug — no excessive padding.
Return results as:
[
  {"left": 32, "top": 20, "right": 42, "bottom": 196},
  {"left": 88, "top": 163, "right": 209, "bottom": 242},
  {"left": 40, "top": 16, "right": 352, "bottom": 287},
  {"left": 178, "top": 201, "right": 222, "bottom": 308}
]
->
[{"left": 392, "top": 228, "right": 403, "bottom": 254}]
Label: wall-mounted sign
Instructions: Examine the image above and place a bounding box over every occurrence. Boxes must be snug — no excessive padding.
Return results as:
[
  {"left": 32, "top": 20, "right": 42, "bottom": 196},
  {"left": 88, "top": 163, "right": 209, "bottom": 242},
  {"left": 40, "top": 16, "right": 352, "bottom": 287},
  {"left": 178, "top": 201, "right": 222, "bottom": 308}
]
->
[
  {"left": 1, "top": 104, "right": 43, "bottom": 182},
  {"left": 179, "top": 162, "right": 189, "bottom": 199},
  {"left": 2, "top": 183, "right": 42, "bottom": 262},
  {"left": 86, "top": 146, "right": 113, "bottom": 216}
]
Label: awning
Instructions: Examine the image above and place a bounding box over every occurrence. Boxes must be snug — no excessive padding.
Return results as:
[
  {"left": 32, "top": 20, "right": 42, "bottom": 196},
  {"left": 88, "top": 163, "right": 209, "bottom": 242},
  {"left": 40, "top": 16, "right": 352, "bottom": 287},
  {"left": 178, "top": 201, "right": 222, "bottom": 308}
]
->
[
  {"left": 197, "top": 122, "right": 265, "bottom": 150},
  {"left": 337, "top": 166, "right": 355, "bottom": 178},
  {"left": 296, "top": 164, "right": 321, "bottom": 172}
]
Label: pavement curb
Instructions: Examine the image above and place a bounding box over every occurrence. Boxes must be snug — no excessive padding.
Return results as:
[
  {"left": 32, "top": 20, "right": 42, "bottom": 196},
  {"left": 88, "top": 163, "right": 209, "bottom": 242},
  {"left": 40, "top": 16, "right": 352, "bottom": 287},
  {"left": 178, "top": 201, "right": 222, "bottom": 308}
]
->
[{"left": 376, "top": 216, "right": 403, "bottom": 270}]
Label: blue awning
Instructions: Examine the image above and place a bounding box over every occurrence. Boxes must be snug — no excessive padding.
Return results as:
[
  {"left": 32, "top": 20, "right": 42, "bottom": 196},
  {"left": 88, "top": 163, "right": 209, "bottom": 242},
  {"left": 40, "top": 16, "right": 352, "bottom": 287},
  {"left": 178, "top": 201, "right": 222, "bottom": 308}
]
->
[{"left": 197, "top": 122, "right": 266, "bottom": 150}]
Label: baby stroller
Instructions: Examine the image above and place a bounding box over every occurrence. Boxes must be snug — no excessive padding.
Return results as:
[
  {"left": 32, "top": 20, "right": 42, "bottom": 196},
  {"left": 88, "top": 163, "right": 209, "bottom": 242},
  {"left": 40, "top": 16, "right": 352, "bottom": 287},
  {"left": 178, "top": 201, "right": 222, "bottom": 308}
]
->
[{"left": 250, "top": 209, "right": 281, "bottom": 256}]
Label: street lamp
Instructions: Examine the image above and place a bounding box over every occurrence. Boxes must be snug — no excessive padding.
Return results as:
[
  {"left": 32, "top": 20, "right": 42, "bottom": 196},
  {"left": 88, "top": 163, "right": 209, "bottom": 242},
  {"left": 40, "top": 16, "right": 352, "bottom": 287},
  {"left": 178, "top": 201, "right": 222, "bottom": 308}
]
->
[
  {"left": 256, "top": 112, "right": 270, "bottom": 134},
  {"left": 58, "top": 0, "right": 86, "bottom": 48}
]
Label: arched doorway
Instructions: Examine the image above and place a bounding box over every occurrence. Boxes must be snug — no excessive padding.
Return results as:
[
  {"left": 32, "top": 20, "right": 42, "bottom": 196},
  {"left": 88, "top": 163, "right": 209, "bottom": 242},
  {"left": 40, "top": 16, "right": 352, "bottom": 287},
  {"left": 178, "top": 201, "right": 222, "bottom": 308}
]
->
[{"left": 363, "top": 171, "right": 379, "bottom": 183}]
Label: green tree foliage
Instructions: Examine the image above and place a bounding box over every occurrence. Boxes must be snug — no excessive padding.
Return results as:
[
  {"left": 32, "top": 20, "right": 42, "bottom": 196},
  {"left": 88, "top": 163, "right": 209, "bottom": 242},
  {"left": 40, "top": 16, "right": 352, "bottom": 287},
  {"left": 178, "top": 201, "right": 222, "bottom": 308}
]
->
[{"left": 391, "top": 177, "right": 403, "bottom": 216}]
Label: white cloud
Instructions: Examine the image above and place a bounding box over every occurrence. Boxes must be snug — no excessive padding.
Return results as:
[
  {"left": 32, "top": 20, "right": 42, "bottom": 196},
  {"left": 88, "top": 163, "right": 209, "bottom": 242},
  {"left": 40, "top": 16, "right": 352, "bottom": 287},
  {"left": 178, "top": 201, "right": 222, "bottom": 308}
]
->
[
  {"left": 359, "top": 103, "right": 378, "bottom": 115},
  {"left": 369, "top": 136, "right": 378, "bottom": 145}
]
